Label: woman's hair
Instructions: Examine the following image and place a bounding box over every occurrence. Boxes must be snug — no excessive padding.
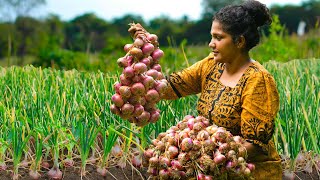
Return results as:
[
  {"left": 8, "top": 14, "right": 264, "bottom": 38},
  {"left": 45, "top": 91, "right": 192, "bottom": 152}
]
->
[{"left": 213, "top": 0, "right": 272, "bottom": 51}]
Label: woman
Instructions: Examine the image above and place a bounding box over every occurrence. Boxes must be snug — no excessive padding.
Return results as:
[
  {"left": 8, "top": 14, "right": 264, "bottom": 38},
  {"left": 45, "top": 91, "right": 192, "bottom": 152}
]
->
[{"left": 131, "top": 0, "right": 282, "bottom": 179}]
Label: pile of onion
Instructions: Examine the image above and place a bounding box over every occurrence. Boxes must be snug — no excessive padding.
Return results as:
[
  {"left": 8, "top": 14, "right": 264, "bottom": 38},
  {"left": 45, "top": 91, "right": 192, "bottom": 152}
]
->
[
  {"left": 143, "top": 115, "right": 255, "bottom": 180},
  {"left": 110, "top": 23, "right": 168, "bottom": 126}
]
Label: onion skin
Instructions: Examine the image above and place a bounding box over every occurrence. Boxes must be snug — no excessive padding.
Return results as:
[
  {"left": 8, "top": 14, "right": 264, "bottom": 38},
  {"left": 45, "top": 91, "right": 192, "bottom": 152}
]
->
[
  {"left": 214, "top": 154, "right": 226, "bottom": 164},
  {"left": 167, "top": 146, "right": 179, "bottom": 159},
  {"left": 110, "top": 104, "right": 121, "bottom": 115},
  {"left": 124, "top": 44, "right": 132, "bottom": 52},
  {"left": 151, "top": 48, "right": 164, "bottom": 60},
  {"left": 131, "top": 155, "right": 142, "bottom": 168},
  {"left": 158, "top": 169, "right": 170, "bottom": 180},
  {"left": 133, "top": 62, "right": 148, "bottom": 74},
  {"left": 97, "top": 167, "right": 107, "bottom": 176},
  {"left": 29, "top": 170, "right": 41, "bottom": 180},
  {"left": 123, "top": 66, "right": 135, "bottom": 78},
  {"left": 142, "top": 43, "right": 154, "bottom": 55},
  {"left": 121, "top": 103, "right": 134, "bottom": 115},
  {"left": 111, "top": 94, "right": 124, "bottom": 107},
  {"left": 47, "top": 167, "right": 63, "bottom": 180},
  {"left": 119, "top": 86, "right": 131, "bottom": 99},
  {"left": 145, "top": 89, "right": 160, "bottom": 103},
  {"left": 180, "top": 138, "right": 193, "bottom": 152},
  {"left": 131, "top": 82, "right": 145, "bottom": 96}
]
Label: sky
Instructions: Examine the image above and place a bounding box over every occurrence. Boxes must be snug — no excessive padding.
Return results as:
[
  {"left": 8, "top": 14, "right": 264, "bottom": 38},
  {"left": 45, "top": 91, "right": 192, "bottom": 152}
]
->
[{"left": 34, "top": 0, "right": 305, "bottom": 22}]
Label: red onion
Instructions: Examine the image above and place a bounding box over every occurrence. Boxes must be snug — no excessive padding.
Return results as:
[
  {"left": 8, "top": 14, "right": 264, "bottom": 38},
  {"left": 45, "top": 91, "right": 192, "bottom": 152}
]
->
[
  {"left": 119, "top": 86, "right": 131, "bottom": 99},
  {"left": 192, "top": 139, "right": 201, "bottom": 150},
  {"left": 131, "top": 82, "right": 145, "bottom": 96},
  {"left": 197, "top": 130, "right": 209, "bottom": 141},
  {"left": 127, "top": 95, "right": 141, "bottom": 105},
  {"left": 149, "top": 110, "right": 160, "bottom": 123},
  {"left": 117, "top": 57, "right": 130, "bottom": 67},
  {"left": 193, "top": 122, "right": 205, "bottom": 131},
  {"left": 149, "top": 157, "right": 159, "bottom": 167},
  {"left": 121, "top": 103, "right": 134, "bottom": 115},
  {"left": 151, "top": 48, "right": 164, "bottom": 60},
  {"left": 146, "top": 69, "right": 159, "bottom": 80},
  {"left": 47, "top": 167, "right": 62, "bottom": 180},
  {"left": 133, "top": 38, "right": 144, "bottom": 48},
  {"left": 140, "top": 57, "right": 151, "bottom": 67},
  {"left": 97, "top": 167, "right": 107, "bottom": 176},
  {"left": 119, "top": 73, "right": 132, "bottom": 86},
  {"left": 178, "top": 152, "right": 190, "bottom": 165},
  {"left": 159, "top": 156, "right": 171, "bottom": 168},
  {"left": 113, "top": 81, "right": 121, "bottom": 94},
  {"left": 110, "top": 104, "right": 121, "bottom": 115},
  {"left": 204, "top": 175, "right": 213, "bottom": 180},
  {"left": 111, "top": 94, "right": 124, "bottom": 107},
  {"left": 142, "top": 75, "right": 155, "bottom": 90},
  {"left": 180, "top": 138, "right": 193, "bottom": 152},
  {"left": 247, "top": 163, "right": 255, "bottom": 171},
  {"left": 171, "top": 160, "right": 183, "bottom": 170},
  {"left": 123, "top": 66, "right": 135, "bottom": 78},
  {"left": 111, "top": 144, "right": 123, "bottom": 157},
  {"left": 214, "top": 154, "right": 226, "bottom": 164},
  {"left": 132, "top": 104, "right": 144, "bottom": 116},
  {"left": 197, "top": 173, "right": 205, "bottom": 180},
  {"left": 142, "top": 43, "right": 154, "bottom": 55},
  {"left": 137, "top": 111, "right": 151, "bottom": 123},
  {"left": 123, "top": 43, "right": 132, "bottom": 52},
  {"left": 145, "top": 89, "right": 160, "bottom": 103},
  {"left": 155, "top": 80, "right": 168, "bottom": 95},
  {"left": 129, "top": 47, "right": 143, "bottom": 58},
  {"left": 152, "top": 64, "right": 162, "bottom": 72},
  {"left": 168, "top": 146, "right": 179, "bottom": 159},
  {"left": 131, "top": 155, "right": 142, "bottom": 168},
  {"left": 147, "top": 167, "right": 158, "bottom": 176},
  {"left": 63, "top": 158, "right": 74, "bottom": 167},
  {"left": 146, "top": 33, "right": 158, "bottom": 42},
  {"left": 133, "top": 62, "right": 147, "bottom": 74},
  {"left": 29, "top": 170, "right": 41, "bottom": 180},
  {"left": 218, "top": 143, "right": 230, "bottom": 154},
  {"left": 158, "top": 169, "right": 170, "bottom": 179}
]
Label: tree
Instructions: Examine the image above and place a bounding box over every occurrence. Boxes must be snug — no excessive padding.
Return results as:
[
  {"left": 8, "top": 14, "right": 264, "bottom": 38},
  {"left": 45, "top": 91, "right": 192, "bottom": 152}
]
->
[
  {"left": 201, "top": 0, "right": 243, "bottom": 19},
  {"left": 0, "top": 0, "right": 46, "bottom": 22},
  {"left": 65, "top": 13, "right": 110, "bottom": 52}
]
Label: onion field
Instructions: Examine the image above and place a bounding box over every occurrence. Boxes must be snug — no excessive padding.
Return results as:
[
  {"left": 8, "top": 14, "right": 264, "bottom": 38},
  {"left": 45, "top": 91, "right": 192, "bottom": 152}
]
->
[{"left": 0, "top": 58, "right": 319, "bottom": 179}]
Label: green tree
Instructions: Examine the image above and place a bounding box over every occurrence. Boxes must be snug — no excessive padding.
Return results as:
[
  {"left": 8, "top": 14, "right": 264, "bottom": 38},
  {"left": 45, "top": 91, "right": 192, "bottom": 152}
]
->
[
  {"left": 201, "top": 0, "right": 243, "bottom": 19},
  {"left": 0, "top": 0, "right": 46, "bottom": 22},
  {"left": 65, "top": 13, "right": 110, "bottom": 52}
]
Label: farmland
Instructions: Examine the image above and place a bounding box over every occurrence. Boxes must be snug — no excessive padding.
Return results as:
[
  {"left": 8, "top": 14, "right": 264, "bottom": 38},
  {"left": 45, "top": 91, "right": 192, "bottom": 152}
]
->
[{"left": 0, "top": 56, "right": 319, "bottom": 179}]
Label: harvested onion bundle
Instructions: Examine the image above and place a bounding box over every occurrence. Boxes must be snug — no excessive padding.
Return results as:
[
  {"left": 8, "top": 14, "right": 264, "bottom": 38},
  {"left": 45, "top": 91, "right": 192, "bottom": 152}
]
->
[
  {"left": 144, "top": 115, "right": 255, "bottom": 180},
  {"left": 111, "top": 23, "right": 168, "bottom": 126}
]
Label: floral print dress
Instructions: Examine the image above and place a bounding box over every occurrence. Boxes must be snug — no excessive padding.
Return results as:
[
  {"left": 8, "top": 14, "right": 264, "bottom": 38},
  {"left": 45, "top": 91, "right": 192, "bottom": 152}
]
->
[{"left": 162, "top": 53, "right": 282, "bottom": 179}]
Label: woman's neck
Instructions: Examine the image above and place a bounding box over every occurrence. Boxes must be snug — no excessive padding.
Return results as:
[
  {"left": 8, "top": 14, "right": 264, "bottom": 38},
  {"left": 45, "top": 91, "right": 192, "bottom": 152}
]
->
[{"left": 224, "top": 53, "right": 252, "bottom": 75}]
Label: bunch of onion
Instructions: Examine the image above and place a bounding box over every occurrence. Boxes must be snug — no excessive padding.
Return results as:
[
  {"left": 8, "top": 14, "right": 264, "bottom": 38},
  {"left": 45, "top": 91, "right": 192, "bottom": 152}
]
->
[
  {"left": 143, "top": 115, "right": 256, "bottom": 180},
  {"left": 111, "top": 22, "right": 168, "bottom": 127}
]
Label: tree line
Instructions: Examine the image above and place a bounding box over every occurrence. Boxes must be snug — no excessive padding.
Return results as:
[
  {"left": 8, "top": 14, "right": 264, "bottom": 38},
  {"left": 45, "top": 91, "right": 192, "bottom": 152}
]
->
[{"left": 0, "top": 0, "right": 319, "bottom": 60}]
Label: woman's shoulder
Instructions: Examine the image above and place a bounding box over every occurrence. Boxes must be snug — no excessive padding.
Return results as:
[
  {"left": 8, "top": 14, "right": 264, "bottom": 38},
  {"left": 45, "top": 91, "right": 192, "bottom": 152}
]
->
[{"left": 246, "top": 61, "right": 274, "bottom": 79}]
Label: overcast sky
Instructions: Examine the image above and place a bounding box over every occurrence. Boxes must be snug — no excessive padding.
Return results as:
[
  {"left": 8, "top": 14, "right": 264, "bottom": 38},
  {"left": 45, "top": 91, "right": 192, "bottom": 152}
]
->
[{"left": 35, "top": 0, "right": 305, "bottom": 21}]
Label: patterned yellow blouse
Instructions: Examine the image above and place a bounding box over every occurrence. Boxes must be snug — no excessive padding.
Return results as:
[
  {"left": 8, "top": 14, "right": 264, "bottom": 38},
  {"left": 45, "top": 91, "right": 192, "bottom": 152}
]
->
[{"left": 162, "top": 53, "right": 282, "bottom": 179}]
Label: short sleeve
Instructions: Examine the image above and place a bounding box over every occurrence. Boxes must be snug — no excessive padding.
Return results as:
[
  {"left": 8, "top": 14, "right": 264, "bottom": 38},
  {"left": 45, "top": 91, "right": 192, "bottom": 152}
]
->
[
  {"left": 161, "top": 53, "right": 214, "bottom": 100},
  {"left": 240, "top": 71, "right": 279, "bottom": 152}
]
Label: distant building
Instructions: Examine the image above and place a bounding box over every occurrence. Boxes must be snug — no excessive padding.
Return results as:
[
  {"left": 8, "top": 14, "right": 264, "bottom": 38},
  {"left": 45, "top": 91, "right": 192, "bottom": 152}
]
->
[{"left": 297, "top": 20, "right": 306, "bottom": 36}]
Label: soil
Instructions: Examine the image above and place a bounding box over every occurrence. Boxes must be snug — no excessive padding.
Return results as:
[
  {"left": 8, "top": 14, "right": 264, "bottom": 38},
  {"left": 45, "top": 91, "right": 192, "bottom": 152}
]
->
[
  {"left": 0, "top": 165, "right": 318, "bottom": 180},
  {"left": 0, "top": 164, "right": 148, "bottom": 180}
]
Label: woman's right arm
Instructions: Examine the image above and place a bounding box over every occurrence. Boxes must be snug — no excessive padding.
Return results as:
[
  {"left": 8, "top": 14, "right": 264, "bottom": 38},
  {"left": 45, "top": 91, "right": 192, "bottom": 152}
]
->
[{"left": 161, "top": 54, "right": 215, "bottom": 100}]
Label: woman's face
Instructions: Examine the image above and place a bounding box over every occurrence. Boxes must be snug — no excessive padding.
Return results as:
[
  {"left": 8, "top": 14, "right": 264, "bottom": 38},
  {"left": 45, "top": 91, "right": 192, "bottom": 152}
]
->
[{"left": 209, "top": 20, "right": 240, "bottom": 63}]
